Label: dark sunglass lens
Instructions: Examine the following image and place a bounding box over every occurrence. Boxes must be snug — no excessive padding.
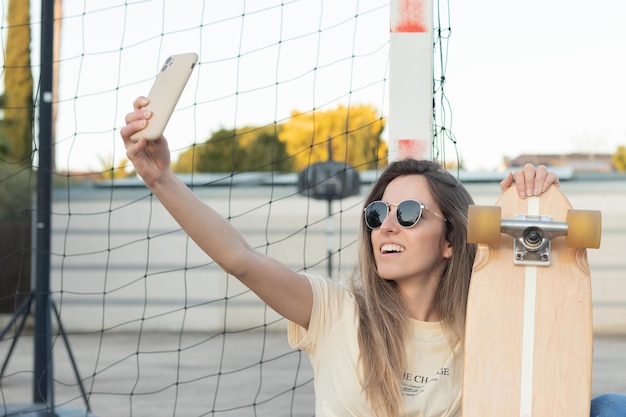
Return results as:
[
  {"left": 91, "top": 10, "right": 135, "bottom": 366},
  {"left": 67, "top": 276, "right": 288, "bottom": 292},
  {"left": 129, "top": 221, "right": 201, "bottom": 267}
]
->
[
  {"left": 365, "top": 201, "right": 387, "bottom": 228},
  {"left": 397, "top": 201, "right": 422, "bottom": 227}
]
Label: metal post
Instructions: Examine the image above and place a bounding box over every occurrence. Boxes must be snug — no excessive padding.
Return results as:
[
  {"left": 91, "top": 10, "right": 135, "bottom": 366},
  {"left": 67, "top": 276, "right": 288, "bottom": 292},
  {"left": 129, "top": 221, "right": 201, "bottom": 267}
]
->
[{"left": 34, "top": 0, "right": 55, "bottom": 407}]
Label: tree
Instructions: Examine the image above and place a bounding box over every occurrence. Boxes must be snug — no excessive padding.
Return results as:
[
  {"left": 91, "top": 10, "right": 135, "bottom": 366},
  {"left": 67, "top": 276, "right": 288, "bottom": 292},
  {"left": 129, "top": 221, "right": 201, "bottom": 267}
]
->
[
  {"left": 612, "top": 145, "right": 626, "bottom": 172},
  {"left": 175, "top": 128, "right": 245, "bottom": 173},
  {"left": 0, "top": 163, "right": 33, "bottom": 313},
  {"left": 246, "top": 130, "right": 293, "bottom": 171},
  {"left": 1, "top": 0, "right": 33, "bottom": 165},
  {"left": 174, "top": 125, "right": 294, "bottom": 173},
  {"left": 0, "top": 0, "right": 34, "bottom": 313},
  {"left": 98, "top": 156, "right": 135, "bottom": 180},
  {"left": 279, "top": 104, "right": 387, "bottom": 172},
  {"left": 174, "top": 104, "right": 388, "bottom": 173}
]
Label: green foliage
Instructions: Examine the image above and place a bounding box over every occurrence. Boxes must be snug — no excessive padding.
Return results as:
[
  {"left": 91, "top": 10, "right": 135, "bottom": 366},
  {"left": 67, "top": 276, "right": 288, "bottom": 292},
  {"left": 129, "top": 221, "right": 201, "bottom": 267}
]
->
[
  {"left": 612, "top": 145, "right": 626, "bottom": 172},
  {"left": 0, "top": 164, "right": 34, "bottom": 219},
  {"left": 174, "top": 125, "right": 294, "bottom": 173},
  {"left": 1, "top": 0, "right": 34, "bottom": 165},
  {"left": 175, "top": 104, "right": 387, "bottom": 173}
]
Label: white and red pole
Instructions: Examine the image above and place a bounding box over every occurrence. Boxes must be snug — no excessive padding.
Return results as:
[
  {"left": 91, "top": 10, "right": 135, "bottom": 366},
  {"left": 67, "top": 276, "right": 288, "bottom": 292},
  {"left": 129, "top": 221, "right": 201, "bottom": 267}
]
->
[{"left": 389, "top": 0, "right": 434, "bottom": 162}]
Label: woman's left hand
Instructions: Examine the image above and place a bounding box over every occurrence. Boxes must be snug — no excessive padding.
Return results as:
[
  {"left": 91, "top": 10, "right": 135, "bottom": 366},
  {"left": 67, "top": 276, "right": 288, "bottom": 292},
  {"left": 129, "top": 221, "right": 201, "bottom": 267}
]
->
[{"left": 500, "top": 163, "right": 560, "bottom": 198}]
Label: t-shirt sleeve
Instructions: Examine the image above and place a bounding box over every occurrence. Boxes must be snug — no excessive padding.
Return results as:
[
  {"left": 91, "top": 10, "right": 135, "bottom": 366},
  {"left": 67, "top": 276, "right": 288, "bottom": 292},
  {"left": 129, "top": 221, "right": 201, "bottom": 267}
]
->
[
  {"left": 288, "top": 274, "right": 344, "bottom": 354},
  {"left": 288, "top": 274, "right": 320, "bottom": 352}
]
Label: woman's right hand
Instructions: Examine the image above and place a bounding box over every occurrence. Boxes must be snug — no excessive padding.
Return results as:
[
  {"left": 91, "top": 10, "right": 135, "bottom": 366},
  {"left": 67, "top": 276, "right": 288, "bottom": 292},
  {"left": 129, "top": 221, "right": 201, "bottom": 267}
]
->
[{"left": 120, "top": 96, "right": 172, "bottom": 187}]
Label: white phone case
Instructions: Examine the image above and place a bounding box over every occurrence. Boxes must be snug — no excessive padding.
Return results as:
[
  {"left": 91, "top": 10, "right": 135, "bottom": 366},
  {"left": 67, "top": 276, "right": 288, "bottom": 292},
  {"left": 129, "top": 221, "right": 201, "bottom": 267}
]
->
[{"left": 130, "top": 52, "right": 198, "bottom": 141}]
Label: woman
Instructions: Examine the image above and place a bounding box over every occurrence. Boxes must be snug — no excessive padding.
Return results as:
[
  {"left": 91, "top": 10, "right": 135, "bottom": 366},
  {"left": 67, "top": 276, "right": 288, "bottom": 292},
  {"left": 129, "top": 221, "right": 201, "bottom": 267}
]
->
[
  {"left": 121, "top": 96, "right": 624, "bottom": 416},
  {"left": 289, "top": 159, "right": 475, "bottom": 416}
]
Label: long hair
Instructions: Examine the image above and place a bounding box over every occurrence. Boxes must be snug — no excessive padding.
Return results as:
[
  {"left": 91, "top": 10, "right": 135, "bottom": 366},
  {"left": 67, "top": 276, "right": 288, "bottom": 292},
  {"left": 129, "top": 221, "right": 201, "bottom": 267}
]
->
[{"left": 351, "top": 159, "right": 476, "bottom": 417}]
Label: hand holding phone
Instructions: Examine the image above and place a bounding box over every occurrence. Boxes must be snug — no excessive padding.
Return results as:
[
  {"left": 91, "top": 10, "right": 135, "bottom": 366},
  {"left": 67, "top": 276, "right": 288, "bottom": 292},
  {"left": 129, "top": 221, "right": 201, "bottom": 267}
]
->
[{"left": 130, "top": 52, "right": 198, "bottom": 142}]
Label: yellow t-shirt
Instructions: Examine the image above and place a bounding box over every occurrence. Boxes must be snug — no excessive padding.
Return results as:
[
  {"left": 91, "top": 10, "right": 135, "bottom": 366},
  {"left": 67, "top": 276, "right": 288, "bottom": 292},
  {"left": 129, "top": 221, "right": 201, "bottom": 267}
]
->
[{"left": 288, "top": 274, "right": 462, "bottom": 417}]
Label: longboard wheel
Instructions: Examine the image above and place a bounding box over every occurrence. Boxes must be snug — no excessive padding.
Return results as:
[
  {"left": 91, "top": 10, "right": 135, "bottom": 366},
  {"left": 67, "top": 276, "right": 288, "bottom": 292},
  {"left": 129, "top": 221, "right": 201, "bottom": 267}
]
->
[
  {"left": 566, "top": 209, "right": 602, "bottom": 249},
  {"left": 467, "top": 205, "right": 501, "bottom": 245}
]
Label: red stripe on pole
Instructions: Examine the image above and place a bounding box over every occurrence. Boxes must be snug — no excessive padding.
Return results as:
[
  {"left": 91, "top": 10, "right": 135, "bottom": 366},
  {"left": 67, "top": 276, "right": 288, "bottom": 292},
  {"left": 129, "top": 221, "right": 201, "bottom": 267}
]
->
[
  {"left": 397, "top": 139, "right": 429, "bottom": 160},
  {"left": 391, "top": 0, "right": 427, "bottom": 33}
]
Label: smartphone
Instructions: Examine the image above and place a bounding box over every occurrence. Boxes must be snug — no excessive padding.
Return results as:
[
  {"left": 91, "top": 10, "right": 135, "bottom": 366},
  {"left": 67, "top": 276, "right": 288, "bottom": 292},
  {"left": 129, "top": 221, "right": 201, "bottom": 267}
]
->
[{"left": 130, "top": 52, "right": 198, "bottom": 141}]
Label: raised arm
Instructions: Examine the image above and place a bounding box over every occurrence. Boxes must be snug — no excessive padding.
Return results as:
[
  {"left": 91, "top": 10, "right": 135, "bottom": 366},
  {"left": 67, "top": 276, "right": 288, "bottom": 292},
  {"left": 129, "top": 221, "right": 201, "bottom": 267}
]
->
[{"left": 120, "top": 97, "right": 313, "bottom": 329}]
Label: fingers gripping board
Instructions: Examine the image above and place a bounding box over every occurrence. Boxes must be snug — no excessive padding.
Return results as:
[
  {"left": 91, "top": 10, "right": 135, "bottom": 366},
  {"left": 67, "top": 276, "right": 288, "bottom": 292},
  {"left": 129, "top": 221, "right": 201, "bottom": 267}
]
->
[{"left": 462, "top": 186, "right": 600, "bottom": 417}]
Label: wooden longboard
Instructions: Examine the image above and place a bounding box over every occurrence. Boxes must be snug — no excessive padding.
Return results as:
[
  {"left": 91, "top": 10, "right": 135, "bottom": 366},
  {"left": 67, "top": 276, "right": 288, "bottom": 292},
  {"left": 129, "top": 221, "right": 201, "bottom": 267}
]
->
[{"left": 462, "top": 186, "right": 601, "bottom": 417}]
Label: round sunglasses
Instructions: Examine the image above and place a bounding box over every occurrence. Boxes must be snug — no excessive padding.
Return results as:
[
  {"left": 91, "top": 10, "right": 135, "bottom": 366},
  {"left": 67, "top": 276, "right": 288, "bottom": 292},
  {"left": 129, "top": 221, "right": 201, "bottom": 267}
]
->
[{"left": 363, "top": 199, "right": 447, "bottom": 229}]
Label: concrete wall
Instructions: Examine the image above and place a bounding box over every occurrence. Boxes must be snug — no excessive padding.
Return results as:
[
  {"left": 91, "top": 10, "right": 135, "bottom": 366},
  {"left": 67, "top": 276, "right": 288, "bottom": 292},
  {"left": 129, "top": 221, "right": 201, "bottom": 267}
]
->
[{"left": 24, "top": 178, "right": 626, "bottom": 334}]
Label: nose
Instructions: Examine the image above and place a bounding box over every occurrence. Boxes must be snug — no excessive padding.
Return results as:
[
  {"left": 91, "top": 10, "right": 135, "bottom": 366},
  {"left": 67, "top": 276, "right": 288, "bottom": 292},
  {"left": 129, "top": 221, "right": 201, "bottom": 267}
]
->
[{"left": 379, "top": 206, "right": 399, "bottom": 231}]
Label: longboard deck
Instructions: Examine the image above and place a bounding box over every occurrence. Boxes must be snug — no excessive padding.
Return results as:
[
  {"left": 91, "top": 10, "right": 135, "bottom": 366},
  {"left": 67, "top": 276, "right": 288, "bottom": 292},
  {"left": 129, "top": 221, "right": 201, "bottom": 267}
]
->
[{"left": 462, "top": 186, "right": 593, "bottom": 417}]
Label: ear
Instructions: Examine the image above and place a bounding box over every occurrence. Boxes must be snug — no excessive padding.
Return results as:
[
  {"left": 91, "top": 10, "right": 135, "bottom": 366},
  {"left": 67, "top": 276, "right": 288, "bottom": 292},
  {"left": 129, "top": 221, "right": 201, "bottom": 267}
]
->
[{"left": 442, "top": 239, "right": 453, "bottom": 259}]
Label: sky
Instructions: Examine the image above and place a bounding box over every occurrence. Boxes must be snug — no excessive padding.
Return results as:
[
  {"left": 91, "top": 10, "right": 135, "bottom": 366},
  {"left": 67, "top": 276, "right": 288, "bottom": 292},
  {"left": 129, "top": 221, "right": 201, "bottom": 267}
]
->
[
  {"left": 2, "top": 0, "right": 625, "bottom": 172},
  {"left": 444, "top": 0, "right": 626, "bottom": 170}
]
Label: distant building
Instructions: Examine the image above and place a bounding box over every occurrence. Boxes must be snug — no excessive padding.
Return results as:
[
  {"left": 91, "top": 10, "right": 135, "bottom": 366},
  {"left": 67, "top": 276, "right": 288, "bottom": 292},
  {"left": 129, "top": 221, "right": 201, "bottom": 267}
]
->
[{"left": 505, "top": 153, "right": 614, "bottom": 172}]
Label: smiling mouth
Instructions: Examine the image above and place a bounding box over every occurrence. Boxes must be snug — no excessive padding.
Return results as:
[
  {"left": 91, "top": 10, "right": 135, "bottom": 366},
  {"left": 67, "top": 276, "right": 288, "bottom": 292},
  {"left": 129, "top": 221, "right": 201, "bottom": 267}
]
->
[{"left": 381, "top": 244, "right": 404, "bottom": 254}]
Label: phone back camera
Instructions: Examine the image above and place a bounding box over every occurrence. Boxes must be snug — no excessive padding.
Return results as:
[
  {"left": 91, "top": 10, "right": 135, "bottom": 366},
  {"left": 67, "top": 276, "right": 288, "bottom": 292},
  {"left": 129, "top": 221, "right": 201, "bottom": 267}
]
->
[{"left": 161, "top": 56, "right": 174, "bottom": 72}]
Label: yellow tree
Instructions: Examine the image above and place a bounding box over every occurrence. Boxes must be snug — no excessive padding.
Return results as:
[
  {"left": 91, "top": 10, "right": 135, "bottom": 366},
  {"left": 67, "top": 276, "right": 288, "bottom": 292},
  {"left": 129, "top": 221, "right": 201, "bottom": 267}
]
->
[
  {"left": 612, "top": 145, "right": 626, "bottom": 172},
  {"left": 280, "top": 104, "right": 387, "bottom": 172},
  {"left": 98, "top": 156, "right": 134, "bottom": 180},
  {"left": 2, "top": 0, "right": 33, "bottom": 165}
]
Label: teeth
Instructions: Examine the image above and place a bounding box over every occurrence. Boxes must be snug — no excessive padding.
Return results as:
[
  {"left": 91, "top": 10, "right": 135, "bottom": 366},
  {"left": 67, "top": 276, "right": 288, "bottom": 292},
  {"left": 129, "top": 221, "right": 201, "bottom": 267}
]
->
[{"left": 381, "top": 244, "right": 404, "bottom": 254}]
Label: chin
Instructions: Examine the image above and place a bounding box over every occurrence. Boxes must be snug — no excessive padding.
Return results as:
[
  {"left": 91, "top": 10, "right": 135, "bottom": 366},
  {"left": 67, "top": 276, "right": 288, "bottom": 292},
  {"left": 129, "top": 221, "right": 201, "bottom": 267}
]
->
[{"left": 376, "top": 270, "right": 400, "bottom": 282}]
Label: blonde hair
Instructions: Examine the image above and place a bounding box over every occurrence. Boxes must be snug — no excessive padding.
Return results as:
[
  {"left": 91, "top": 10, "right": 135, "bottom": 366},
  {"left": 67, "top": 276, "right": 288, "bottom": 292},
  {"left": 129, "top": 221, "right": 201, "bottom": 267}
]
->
[{"left": 351, "top": 159, "right": 476, "bottom": 417}]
